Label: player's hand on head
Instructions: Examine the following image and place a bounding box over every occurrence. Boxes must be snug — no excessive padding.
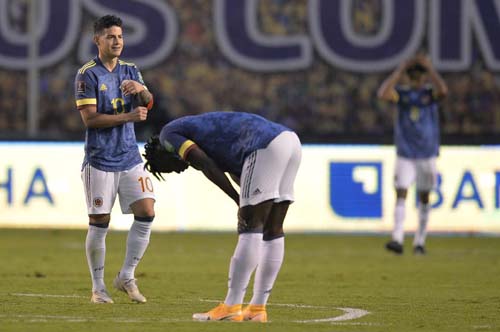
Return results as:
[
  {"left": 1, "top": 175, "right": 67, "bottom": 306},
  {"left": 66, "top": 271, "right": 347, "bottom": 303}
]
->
[
  {"left": 120, "top": 79, "right": 144, "bottom": 96},
  {"left": 415, "top": 54, "right": 432, "bottom": 70},
  {"left": 129, "top": 106, "right": 148, "bottom": 122}
]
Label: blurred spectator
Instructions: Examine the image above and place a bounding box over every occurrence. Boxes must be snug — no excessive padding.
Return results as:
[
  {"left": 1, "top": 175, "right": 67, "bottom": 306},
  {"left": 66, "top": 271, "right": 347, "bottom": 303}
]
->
[{"left": 0, "top": 0, "right": 498, "bottom": 143}]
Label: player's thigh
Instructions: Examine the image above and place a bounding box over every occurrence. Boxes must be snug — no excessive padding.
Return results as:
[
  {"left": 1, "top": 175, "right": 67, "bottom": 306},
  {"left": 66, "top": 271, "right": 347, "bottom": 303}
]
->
[
  {"left": 277, "top": 132, "right": 302, "bottom": 203},
  {"left": 240, "top": 133, "right": 291, "bottom": 207},
  {"left": 81, "top": 164, "right": 118, "bottom": 215},
  {"left": 415, "top": 157, "right": 437, "bottom": 192},
  {"left": 394, "top": 156, "right": 416, "bottom": 189},
  {"left": 117, "top": 163, "right": 156, "bottom": 214}
]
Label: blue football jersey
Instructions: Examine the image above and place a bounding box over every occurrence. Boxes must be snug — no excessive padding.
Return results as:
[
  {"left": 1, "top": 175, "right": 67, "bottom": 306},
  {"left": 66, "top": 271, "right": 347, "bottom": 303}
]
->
[
  {"left": 394, "top": 85, "right": 440, "bottom": 158},
  {"left": 159, "top": 112, "right": 291, "bottom": 176},
  {"left": 74, "top": 57, "right": 146, "bottom": 171}
]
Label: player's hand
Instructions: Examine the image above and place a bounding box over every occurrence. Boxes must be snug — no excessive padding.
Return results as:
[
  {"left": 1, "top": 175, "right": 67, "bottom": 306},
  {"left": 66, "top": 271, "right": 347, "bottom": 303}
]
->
[
  {"left": 128, "top": 106, "right": 148, "bottom": 122},
  {"left": 121, "top": 79, "right": 144, "bottom": 96},
  {"left": 397, "top": 58, "right": 412, "bottom": 72}
]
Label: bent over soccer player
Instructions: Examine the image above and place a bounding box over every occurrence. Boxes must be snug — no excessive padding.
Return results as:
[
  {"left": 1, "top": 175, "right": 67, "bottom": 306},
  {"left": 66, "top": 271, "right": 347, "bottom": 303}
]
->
[
  {"left": 377, "top": 54, "right": 448, "bottom": 255},
  {"left": 74, "top": 15, "right": 156, "bottom": 303},
  {"left": 143, "top": 111, "right": 302, "bottom": 322}
]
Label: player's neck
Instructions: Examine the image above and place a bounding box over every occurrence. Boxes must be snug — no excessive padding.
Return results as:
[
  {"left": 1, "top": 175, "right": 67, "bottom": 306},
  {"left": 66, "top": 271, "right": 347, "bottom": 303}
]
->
[{"left": 99, "top": 55, "right": 119, "bottom": 72}]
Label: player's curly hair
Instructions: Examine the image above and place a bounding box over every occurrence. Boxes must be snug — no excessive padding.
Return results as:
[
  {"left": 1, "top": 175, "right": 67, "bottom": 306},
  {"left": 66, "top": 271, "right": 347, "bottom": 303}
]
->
[
  {"left": 143, "top": 135, "right": 189, "bottom": 181},
  {"left": 143, "top": 135, "right": 167, "bottom": 181}
]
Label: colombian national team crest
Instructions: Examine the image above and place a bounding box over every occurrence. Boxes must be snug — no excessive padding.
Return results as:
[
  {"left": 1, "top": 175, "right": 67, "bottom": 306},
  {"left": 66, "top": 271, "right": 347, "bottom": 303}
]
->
[{"left": 93, "top": 197, "right": 103, "bottom": 207}]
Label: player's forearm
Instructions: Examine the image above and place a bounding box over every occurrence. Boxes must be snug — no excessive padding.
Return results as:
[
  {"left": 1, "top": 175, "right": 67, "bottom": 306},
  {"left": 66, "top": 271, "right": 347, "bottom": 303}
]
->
[
  {"left": 137, "top": 90, "right": 153, "bottom": 107},
  {"left": 377, "top": 67, "right": 403, "bottom": 100},
  {"left": 83, "top": 112, "right": 132, "bottom": 128},
  {"left": 428, "top": 69, "right": 448, "bottom": 98},
  {"left": 202, "top": 168, "right": 239, "bottom": 205}
]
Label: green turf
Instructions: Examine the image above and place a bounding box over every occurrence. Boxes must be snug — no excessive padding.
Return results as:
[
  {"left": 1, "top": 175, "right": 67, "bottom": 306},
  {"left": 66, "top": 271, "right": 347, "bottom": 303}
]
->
[{"left": 1, "top": 229, "right": 499, "bottom": 332}]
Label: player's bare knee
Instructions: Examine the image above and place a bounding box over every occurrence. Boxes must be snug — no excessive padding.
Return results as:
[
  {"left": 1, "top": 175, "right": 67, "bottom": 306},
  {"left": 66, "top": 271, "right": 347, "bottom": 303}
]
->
[
  {"left": 237, "top": 211, "right": 263, "bottom": 234},
  {"left": 130, "top": 198, "right": 155, "bottom": 218},
  {"left": 396, "top": 188, "right": 408, "bottom": 199},
  {"left": 418, "top": 191, "right": 430, "bottom": 204},
  {"left": 89, "top": 214, "right": 110, "bottom": 227},
  {"left": 263, "top": 228, "right": 284, "bottom": 241}
]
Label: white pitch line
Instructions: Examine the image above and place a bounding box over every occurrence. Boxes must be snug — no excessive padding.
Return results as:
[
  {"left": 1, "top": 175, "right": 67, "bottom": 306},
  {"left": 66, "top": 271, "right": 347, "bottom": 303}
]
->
[
  {"left": 294, "top": 307, "right": 370, "bottom": 323},
  {"left": 199, "top": 298, "right": 329, "bottom": 309},
  {"left": 7, "top": 294, "right": 370, "bottom": 324},
  {"left": 11, "top": 293, "right": 86, "bottom": 298},
  {"left": 0, "top": 314, "right": 193, "bottom": 323},
  {"left": 201, "top": 299, "right": 370, "bottom": 323}
]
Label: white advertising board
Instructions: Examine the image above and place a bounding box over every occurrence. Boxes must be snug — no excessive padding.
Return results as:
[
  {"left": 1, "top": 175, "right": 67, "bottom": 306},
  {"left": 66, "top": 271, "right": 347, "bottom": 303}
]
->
[{"left": 0, "top": 142, "right": 499, "bottom": 234}]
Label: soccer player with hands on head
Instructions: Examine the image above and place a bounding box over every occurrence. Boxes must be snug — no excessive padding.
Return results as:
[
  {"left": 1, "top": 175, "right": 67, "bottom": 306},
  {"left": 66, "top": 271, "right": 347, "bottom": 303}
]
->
[
  {"left": 143, "top": 111, "right": 302, "bottom": 322},
  {"left": 377, "top": 54, "right": 448, "bottom": 255},
  {"left": 74, "top": 14, "right": 156, "bottom": 304}
]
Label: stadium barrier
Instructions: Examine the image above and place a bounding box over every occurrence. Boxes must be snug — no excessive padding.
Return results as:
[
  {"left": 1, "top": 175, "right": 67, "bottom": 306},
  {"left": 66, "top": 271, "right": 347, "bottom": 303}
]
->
[{"left": 1, "top": 142, "right": 499, "bottom": 234}]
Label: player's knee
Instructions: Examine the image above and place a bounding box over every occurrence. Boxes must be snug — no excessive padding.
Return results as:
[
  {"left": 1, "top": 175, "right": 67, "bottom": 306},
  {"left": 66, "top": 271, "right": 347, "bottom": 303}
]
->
[
  {"left": 134, "top": 215, "right": 155, "bottom": 223},
  {"left": 418, "top": 191, "right": 430, "bottom": 204},
  {"left": 396, "top": 188, "right": 408, "bottom": 199},
  {"left": 237, "top": 215, "right": 263, "bottom": 234},
  {"left": 263, "top": 228, "right": 284, "bottom": 241},
  {"left": 130, "top": 198, "right": 155, "bottom": 218},
  {"left": 89, "top": 214, "right": 110, "bottom": 227}
]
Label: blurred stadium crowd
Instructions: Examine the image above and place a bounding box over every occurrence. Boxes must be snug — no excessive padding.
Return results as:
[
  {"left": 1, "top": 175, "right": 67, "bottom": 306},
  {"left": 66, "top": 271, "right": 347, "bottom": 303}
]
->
[{"left": 0, "top": 0, "right": 499, "bottom": 143}]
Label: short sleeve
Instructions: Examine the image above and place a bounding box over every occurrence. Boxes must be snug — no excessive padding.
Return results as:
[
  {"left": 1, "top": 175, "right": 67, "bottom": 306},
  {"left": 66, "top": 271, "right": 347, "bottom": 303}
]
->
[
  {"left": 74, "top": 70, "right": 97, "bottom": 109},
  {"left": 131, "top": 65, "right": 148, "bottom": 90}
]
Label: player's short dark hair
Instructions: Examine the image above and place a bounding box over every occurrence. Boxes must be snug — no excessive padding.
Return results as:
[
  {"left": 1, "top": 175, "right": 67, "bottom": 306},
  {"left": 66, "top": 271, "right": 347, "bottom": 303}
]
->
[
  {"left": 406, "top": 63, "right": 427, "bottom": 76},
  {"left": 94, "top": 15, "right": 122, "bottom": 35}
]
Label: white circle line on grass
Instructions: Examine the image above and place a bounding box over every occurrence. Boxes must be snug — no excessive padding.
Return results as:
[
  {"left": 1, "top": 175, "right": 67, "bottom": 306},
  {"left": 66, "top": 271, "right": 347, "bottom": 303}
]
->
[
  {"left": 200, "top": 298, "right": 371, "bottom": 323},
  {"left": 199, "top": 298, "right": 329, "bottom": 309},
  {"left": 293, "top": 307, "right": 370, "bottom": 323}
]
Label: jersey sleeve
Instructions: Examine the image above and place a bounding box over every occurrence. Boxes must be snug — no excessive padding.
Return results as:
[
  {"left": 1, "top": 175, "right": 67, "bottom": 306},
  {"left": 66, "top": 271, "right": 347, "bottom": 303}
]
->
[
  {"left": 131, "top": 65, "right": 148, "bottom": 90},
  {"left": 160, "top": 128, "right": 196, "bottom": 160},
  {"left": 74, "top": 70, "right": 97, "bottom": 109}
]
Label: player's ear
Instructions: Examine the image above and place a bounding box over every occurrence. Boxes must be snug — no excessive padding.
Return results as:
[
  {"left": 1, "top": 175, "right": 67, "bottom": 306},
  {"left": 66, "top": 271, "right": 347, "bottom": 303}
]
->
[{"left": 93, "top": 35, "right": 99, "bottom": 46}]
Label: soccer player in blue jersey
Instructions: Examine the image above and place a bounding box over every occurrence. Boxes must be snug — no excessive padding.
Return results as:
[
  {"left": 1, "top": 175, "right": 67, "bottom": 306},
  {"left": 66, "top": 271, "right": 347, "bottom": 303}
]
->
[
  {"left": 143, "top": 112, "right": 302, "bottom": 322},
  {"left": 377, "top": 55, "right": 448, "bottom": 255},
  {"left": 74, "top": 15, "right": 156, "bottom": 303}
]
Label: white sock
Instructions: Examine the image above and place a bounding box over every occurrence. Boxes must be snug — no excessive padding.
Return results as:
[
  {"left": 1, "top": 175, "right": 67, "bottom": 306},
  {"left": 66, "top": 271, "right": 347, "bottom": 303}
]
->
[
  {"left": 414, "top": 203, "right": 430, "bottom": 246},
  {"left": 119, "top": 218, "right": 152, "bottom": 280},
  {"left": 86, "top": 225, "right": 108, "bottom": 292},
  {"left": 393, "top": 198, "right": 406, "bottom": 244},
  {"left": 224, "top": 233, "right": 262, "bottom": 306},
  {"left": 250, "top": 237, "right": 285, "bottom": 305}
]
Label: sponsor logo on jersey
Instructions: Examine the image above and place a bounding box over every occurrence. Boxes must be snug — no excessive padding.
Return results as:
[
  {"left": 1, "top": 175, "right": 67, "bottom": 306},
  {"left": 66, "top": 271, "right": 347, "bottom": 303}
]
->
[{"left": 100, "top": 83, "right": 107, "bottom": 91}]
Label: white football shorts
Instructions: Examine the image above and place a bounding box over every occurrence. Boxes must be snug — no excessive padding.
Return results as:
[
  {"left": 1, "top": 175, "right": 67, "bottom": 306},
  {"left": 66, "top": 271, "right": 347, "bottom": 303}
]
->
[
  {"left": 394, "top": 156, "right": 437, "bottom": 192},
  {"left": 81, "top": 163, "right": 156, "bottom": 215},
  {"left": 240, "top": 131, "right": 302, "bottom": 207}
]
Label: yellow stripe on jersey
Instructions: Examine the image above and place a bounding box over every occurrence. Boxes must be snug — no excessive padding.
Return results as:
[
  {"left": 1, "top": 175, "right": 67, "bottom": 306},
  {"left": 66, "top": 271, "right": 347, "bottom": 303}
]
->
[
  {"left": 119, "top": 60, "right": 136, "bottom": 67},
  {"left": 78, "top": 60, "right": 96, "bottom": 74},
  {"left": 76, "top": 98, "right": 97, "bottom": 107},
  {"left": 179, "top": 140, "right": 196, "bottom": 160}
]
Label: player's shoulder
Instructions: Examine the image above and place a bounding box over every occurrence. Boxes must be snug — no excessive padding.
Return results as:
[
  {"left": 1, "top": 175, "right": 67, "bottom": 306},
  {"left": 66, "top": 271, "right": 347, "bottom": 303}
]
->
[
  {"left": 77, "top": 59, "right": 98, "bottom": 75},
  {"left": 119, "top": 59, "right": 138, "bottom": 69},
  {"left": 396, "top": 84, "right": 411, "bottom": 92}
]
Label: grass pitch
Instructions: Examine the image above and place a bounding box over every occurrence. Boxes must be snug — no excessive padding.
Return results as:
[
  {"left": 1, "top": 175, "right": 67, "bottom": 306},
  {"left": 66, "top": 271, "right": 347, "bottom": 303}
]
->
[{"left": 1, "top": 229, "right": 499, "bottom": 332}]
